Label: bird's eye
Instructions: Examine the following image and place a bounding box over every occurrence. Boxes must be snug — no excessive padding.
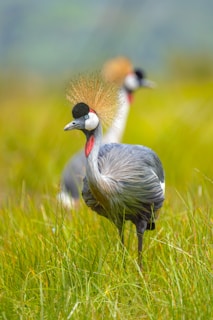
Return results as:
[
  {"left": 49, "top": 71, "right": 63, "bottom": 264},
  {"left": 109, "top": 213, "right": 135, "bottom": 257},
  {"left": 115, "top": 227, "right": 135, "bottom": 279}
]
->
[{"left": 84, "top": 115, "right": 89, "bottom": 120}]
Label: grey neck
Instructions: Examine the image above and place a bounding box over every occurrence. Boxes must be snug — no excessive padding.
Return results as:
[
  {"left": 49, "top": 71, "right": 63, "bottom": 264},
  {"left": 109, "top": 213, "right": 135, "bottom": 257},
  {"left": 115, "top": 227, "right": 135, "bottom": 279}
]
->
[{"left": 85, "top": 123, "right": 111, "bottom": 204}]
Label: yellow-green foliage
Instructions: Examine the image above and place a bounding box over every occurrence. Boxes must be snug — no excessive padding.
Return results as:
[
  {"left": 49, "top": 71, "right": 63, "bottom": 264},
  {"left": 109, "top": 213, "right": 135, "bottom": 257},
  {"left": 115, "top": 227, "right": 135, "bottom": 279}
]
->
[{"left": 0, "top": 77, "right": 212, "bottom": 319}]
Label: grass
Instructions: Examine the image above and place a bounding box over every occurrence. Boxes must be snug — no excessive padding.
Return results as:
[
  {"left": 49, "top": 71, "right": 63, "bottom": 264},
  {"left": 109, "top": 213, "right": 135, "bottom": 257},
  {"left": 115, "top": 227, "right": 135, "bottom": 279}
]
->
[{"left": 0, "top": 76, "right": 213, "bottom": 319}]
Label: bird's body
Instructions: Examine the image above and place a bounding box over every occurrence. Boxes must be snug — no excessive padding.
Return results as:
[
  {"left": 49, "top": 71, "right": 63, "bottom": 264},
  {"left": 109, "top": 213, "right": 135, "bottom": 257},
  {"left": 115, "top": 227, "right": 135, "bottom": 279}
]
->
[
  {"left": 58, "top": 57, "right": 154, "bottom": 208},
  {"left": 83, "top": 142, "right": 165, "bottom": 223},
  {"left": 82, "top": 123, "right": 165, "bottom": 238},
  {"left": 64, "top": 92, "right": 165, "bottom": 267}
]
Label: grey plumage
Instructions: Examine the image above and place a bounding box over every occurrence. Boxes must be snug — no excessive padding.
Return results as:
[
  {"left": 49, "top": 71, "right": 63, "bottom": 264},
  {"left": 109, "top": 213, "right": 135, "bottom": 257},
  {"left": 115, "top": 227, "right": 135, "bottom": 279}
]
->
[
  {"left": 83, "top": 143, "right": 164, "bottom": 229},
  {"left": 61, "top": 150, "right": 85, "bottom": 200},
  {"left": 64, "top": 101, "right": 165, "bottom": 268}
]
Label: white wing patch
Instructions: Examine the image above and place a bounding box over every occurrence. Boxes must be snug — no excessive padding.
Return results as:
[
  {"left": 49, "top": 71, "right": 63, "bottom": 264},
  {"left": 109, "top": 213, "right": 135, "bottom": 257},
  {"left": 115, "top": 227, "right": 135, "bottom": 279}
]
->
[
  {"left": 151, "top": 169, "right": 165, "bottom": 194},
  {"left": 160, "top": 182, "right": 165, "bottom": 194}
]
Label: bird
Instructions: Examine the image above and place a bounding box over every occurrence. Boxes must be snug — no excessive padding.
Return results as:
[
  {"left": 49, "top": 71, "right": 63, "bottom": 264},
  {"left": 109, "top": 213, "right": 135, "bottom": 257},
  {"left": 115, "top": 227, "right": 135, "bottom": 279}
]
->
[
  {"left": 63, "top": 73, "right": 165, "bottom": 268},
  {"left": 58, "top": 56, "right": 155, "bottom": 209}
]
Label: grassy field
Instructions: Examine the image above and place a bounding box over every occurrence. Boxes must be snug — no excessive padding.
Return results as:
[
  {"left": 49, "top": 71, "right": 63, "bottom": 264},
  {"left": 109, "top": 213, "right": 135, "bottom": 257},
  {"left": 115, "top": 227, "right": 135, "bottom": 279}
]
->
[{"left": 0, "top": 76, "right": 213, "bottom": 319}]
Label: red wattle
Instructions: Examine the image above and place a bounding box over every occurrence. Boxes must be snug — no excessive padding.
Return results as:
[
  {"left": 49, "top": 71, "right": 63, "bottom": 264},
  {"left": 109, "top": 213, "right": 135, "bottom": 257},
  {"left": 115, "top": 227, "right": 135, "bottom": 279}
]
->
[
  {"left": 127, "top": 93, "right": 133, "bottom": 104},
  {"left": 85, "top": 135, "right": 95, "bottom": 157}
]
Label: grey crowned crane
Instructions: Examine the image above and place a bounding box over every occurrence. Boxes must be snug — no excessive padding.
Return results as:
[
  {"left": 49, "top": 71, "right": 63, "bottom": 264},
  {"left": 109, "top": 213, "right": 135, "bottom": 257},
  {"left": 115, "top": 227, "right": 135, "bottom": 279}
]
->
[
  {"left": 58, "top": 56, "right": 155, "bottom": 209},
  {"left": 63, "top": 73, "right": 165, "bottom": 268}
]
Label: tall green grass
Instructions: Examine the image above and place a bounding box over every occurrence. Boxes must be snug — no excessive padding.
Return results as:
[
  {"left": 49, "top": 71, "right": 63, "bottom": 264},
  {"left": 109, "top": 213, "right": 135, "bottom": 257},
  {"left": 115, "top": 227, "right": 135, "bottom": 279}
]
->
[{"left": 0, "top": 77, "right": 212, "bottom": 319}]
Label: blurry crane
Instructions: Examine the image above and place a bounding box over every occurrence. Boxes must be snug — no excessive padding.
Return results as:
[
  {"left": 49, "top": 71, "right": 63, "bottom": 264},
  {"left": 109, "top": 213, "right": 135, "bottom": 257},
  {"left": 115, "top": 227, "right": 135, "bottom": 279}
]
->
[
  {"left": 63, "top": 73, "right": 165, "bottom": 268},
  {"left": 58, "top": 57, "right": 155, "bottom": 208}
]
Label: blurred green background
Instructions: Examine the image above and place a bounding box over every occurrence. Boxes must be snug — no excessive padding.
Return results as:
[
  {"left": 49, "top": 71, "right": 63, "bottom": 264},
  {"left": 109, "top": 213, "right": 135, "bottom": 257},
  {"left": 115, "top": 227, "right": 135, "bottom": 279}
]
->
[
  {"left": 0, "top": 2, "right": 213, "bottom": 318},
  {"left": 0, "top": 0, "right": 213, "bottom": 197},
  {"left": 1, "top": 0, "right": 213, "bottom": 199},
  {"left": 1, "top": 0, "right": 213, "bottom": 77}
]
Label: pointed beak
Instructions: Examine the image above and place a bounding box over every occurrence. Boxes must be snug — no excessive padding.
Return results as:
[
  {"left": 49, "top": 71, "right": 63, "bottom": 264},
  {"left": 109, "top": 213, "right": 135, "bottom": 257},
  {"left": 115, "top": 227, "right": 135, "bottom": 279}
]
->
[
  {"left": 141, "top": 79, "right": 156, "bottom": 88},
  {"left": 64, "top": 121, "right": 75, "bottom": 131},
  {"left": 64, "top": 117, "right": 86, "bottom": 131}
]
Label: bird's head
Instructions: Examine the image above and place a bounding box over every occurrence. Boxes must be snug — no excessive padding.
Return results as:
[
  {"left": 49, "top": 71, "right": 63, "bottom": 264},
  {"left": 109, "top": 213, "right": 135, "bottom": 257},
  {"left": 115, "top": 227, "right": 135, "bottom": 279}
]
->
[
  {"left": 65, "top": 72, "right": 119, "bottom": 132},
  {"left": 64, "top": 102, "right": 99, "bottom": 132},
  {"left": 123, "top": 68, "right": 156, "bottom": 92}
]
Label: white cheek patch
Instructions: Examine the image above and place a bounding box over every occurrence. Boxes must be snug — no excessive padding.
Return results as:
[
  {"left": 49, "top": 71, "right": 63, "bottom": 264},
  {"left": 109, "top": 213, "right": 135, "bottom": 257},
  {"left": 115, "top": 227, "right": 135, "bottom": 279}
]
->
[
  {"left": 124, "top": 74, "right": 138, "bottom": 91},
  {"left": 85, "top": 112, "right": 99, "bottom": 130}
]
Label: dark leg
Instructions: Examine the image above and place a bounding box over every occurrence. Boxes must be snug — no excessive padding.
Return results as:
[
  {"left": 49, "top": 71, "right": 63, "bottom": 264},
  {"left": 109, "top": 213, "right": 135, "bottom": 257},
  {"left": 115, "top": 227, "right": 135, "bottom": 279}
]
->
[{"left": 136, "top": 220, "right": 148, "bottom": 269}]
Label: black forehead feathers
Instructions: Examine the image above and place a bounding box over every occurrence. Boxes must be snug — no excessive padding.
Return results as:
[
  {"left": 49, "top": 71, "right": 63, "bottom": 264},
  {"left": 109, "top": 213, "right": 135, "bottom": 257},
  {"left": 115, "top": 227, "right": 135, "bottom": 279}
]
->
[
  {"left": 72, "top": 102, "right": 90, "bottom": 119},
  {"left": 134, "top": 68, "right": 146, "bottom": 80}
]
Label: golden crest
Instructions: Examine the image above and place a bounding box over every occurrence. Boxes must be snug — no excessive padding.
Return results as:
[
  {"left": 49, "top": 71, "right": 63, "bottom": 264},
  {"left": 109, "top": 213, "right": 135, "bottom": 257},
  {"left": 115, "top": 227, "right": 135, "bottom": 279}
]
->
[
  {"left": 66, "top": 72, "right": 120, "bottom": 128},
  {"left": 101, "top": 56, "right": 133, "bottom": 85}
]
